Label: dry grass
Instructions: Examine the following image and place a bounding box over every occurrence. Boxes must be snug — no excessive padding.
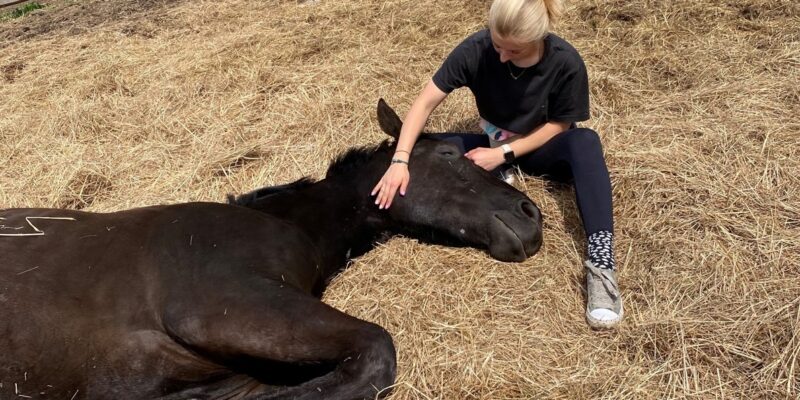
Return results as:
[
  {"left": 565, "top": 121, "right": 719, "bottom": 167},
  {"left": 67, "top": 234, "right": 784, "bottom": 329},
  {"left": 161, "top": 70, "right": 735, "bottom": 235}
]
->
[{"left": 1, "top": 0, "right": 799, "bottom": 398}]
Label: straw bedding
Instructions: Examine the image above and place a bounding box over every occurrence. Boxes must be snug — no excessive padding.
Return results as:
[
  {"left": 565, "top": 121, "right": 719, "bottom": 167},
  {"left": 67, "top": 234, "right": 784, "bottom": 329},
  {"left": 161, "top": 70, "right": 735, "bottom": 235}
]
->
[{"left": 1, "top": 0, "right": 798, "bottom": 398}]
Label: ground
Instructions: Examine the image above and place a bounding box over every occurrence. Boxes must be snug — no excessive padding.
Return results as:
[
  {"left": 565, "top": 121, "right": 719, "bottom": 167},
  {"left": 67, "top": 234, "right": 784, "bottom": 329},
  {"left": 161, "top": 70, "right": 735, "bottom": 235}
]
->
[{"left": 1, "top": 0, "right": 799, "bottom": 398}]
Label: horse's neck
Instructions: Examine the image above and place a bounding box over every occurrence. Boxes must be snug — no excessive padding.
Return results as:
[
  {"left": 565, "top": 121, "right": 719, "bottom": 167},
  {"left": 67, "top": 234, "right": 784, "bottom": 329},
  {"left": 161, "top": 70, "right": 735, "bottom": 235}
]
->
[{"left": 255, "top": 177, "right": 384, "bottom": 274}]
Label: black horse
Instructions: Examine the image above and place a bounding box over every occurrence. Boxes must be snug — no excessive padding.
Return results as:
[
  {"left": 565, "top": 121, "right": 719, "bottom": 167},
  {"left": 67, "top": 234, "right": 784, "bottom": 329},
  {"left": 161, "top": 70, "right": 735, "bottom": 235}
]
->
[{"left": 0, "top": 99, "right": 542, "bottom": 399}]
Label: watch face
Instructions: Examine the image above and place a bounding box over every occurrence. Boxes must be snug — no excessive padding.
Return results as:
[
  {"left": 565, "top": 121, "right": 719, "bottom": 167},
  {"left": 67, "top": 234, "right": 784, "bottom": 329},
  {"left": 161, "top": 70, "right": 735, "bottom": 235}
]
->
[{"left": 504, "top": 150, "right": 515, "bottom": 163}]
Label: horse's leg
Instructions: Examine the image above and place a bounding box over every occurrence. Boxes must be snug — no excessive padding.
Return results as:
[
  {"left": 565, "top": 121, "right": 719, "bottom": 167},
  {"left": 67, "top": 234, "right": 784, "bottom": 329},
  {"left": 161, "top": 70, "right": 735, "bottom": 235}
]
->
[{"left": 163, "top": 281, "right": 396, "bottom": 400}]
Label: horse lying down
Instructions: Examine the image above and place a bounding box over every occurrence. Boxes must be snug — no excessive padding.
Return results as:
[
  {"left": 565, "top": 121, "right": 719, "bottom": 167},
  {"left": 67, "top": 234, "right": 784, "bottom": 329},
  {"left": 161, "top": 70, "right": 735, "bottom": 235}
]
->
[{"left": 0, "top": 99, "right": 542, "bottom": 399}]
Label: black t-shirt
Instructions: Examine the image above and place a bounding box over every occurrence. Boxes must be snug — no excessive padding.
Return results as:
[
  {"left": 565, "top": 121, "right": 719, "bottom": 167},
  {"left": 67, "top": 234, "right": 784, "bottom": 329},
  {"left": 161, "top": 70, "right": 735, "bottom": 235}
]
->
[{"left": 432, "top": 29, "right": 590, "bottom": 134}]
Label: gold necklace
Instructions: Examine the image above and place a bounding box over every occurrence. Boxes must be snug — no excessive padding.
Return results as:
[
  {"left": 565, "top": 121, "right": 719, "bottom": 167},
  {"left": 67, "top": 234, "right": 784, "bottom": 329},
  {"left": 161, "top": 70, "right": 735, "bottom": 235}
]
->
[
  {"left": 506, "top": 42, "right": 543, "bottom": 80},
  {"left": 507, "top": 62, "right": 528, "bottom": 80}
]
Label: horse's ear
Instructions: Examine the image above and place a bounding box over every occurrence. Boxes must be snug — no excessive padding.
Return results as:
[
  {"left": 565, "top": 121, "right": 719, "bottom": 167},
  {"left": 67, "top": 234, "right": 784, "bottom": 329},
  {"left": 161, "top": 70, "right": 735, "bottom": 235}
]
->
[{"left": 377, "top": 98, "right": 402, "bottom": 140}]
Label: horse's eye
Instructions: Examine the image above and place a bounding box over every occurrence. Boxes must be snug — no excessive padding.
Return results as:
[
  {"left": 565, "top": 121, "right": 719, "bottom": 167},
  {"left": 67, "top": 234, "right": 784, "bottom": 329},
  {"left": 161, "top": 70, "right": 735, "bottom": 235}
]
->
[{"left": 434, "top": 143, "right": 460, "bottom": 159}]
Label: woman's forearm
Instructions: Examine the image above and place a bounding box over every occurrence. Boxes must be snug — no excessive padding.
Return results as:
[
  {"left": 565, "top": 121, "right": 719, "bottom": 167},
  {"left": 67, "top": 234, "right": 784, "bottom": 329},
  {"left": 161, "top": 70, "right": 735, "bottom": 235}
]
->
[
  {"left": 508, "top": 121, "right": 571, "bottom": 157},
  {"left": 394, "top": 80, "right": 448, "bottom": 158}
]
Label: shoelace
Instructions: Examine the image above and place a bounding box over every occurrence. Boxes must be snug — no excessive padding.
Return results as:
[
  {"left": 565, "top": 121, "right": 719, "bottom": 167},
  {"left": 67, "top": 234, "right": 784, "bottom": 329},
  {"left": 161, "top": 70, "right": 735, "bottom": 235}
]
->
[{"left": 584, "top": 261, "right": 620, "bottom": 300}]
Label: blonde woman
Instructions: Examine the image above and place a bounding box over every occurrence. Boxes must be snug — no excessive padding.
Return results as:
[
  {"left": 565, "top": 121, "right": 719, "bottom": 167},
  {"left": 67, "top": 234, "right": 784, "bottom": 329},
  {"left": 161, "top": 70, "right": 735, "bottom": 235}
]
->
[{"left": 372, "top": 0, "right": 622, "bottom": 328}]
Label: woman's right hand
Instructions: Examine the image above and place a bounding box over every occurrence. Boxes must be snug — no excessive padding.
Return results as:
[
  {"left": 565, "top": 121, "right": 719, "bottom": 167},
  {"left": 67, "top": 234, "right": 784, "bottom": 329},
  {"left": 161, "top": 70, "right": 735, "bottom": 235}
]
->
[{"left": 371, "top": 162, "right": 410, "bottom": 209}]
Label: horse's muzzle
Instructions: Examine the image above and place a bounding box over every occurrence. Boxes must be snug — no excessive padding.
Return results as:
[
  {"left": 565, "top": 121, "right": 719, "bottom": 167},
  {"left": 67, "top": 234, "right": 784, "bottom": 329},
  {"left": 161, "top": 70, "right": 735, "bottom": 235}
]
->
[{"left": 487, "top": 200, "right": 542, "bottom": 262}]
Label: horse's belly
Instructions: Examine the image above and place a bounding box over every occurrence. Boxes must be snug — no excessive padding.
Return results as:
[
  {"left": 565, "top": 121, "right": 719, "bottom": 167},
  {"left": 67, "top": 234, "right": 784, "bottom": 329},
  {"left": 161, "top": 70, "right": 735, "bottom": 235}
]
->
[
  {"left": 81, "top": 329, "right": 244, "bottom": 399},
  {"left": 0, "top": 327, "right": 248, "bottom": 399}
]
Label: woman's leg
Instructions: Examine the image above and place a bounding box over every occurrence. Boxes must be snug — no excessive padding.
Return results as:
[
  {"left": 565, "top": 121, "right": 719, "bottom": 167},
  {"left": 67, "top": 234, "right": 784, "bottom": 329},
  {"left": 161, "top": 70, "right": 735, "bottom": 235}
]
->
[
  {"left": 436, "top": 133, "right": 490, "bottom": 154},
  {"left": 515, "top": 127, "right": 621, "bottom": 328},
  {"left": 516, "top": 128, "right": 614, "bottom": 240}
]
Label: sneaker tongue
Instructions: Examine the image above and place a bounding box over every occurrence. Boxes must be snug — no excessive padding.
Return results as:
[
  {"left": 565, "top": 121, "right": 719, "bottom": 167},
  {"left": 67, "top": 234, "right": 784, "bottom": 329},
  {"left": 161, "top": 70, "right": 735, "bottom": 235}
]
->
[{"left": 585, "top": 261, "right": 620, "bottom": 299}]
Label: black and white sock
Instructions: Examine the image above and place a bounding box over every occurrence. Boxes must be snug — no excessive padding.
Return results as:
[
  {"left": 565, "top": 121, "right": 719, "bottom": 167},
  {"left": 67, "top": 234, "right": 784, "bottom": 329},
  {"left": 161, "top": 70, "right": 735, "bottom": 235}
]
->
[{"left": 588, "top": 230, "right": 616, "bottom": 270}]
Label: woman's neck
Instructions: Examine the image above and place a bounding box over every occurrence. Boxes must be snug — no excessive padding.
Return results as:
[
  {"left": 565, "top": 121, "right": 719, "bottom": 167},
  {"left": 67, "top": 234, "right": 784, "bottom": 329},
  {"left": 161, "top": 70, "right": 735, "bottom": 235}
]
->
[{"left": 510, "top": 39, "right": 546, "bottom": 68}]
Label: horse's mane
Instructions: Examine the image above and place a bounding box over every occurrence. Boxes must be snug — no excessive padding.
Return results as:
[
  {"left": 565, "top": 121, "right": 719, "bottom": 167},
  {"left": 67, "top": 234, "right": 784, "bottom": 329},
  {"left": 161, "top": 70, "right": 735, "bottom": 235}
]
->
[
  {"left": 325, "top": 140, "right": 392, "bottom": 178},
  {"left": 228, "top": 139, "right": 396, "bottom": 207},
  {"left": 324, "top": 135, "right": 437, "bottom": 177},
  {"left": 227, "top": 178, "right": 316, "bottom": 206}
]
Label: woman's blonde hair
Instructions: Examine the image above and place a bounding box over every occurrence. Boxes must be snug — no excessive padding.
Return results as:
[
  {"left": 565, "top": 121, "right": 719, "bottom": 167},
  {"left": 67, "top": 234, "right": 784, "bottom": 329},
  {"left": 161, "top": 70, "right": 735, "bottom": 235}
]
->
[{"left": 488, "top": 0, "right": 563, "bottom": 43}]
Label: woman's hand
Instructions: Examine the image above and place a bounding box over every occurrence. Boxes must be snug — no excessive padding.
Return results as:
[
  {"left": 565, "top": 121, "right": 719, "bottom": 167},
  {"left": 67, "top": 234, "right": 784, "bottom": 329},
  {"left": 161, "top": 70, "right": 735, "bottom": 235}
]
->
[
  {"left": 371, "top": 162, "right": 410, "bottom": 209},
  {"left": 465, "top": 147, "right": 505, "bottom": 171}
]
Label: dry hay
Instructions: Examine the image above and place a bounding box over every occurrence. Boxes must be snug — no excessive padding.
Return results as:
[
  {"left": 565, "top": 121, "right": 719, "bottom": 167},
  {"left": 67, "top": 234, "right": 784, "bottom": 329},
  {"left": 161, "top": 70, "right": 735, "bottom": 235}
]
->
[{"left": 1, "top": 0, "right": 799, "bottom": 398}]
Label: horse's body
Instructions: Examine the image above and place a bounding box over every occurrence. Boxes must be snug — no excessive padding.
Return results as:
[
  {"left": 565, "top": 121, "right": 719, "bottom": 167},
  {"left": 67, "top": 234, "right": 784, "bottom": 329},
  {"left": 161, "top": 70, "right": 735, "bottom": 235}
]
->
[{"left": 0, "top": 100, "right": 542, "bottom": 399}]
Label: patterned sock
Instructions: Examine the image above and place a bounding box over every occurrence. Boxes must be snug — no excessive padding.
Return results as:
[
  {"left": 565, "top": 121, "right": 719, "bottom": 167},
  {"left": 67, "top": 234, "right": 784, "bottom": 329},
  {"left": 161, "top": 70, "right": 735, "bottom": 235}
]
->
[{"left": 587, "top": 230, "right": 616, "bottom": 270}]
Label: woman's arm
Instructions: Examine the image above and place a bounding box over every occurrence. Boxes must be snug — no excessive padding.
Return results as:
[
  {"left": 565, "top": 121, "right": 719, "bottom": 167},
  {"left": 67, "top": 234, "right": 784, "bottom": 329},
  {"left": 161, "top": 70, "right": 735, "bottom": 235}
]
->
[
  {"left": 465, "top": 121, "right": 571, "bottom": 171},
  {"left": 371, "top": 80, "right": 448, "bottom": 209},
  {"left": 394, "top": 80, "right": 448, "bottom": 157}
]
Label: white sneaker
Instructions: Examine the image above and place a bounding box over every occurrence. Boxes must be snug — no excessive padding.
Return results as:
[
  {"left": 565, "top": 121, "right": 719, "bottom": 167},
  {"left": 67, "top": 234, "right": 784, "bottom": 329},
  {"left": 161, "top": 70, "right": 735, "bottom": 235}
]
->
[{"left": 584, "top": 260, "right": 623, "bottom": 329}]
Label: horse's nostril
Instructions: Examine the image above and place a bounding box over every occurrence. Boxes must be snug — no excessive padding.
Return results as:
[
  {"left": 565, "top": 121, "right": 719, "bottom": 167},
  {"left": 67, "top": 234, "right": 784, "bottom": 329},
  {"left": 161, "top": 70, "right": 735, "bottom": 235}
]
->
[{"left": 519, "top": 200, "right": 540, "bottom": 220}]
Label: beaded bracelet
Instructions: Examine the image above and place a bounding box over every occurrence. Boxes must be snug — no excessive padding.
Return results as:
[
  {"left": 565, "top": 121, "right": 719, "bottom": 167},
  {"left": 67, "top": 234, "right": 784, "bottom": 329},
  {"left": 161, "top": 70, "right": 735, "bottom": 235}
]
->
[{"left": 391, "top": 158, "right": 409, "bottom": 165}]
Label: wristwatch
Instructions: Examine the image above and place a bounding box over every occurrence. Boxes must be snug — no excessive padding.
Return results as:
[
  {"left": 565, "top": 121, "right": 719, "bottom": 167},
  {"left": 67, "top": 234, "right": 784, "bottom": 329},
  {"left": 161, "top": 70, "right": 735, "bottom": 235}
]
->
[{"left": 501, "top": 144, "right": 515, "bottom": 164}]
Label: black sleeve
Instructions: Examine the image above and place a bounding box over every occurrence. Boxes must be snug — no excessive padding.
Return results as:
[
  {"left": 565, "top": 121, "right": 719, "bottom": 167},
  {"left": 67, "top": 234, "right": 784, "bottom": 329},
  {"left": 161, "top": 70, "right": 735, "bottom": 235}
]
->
[
  {"left": 548, "top": 55, "right": 590, "bottom": 123},
  {"left": 432, "top": 38, "right": 478, "bottom": 94}
]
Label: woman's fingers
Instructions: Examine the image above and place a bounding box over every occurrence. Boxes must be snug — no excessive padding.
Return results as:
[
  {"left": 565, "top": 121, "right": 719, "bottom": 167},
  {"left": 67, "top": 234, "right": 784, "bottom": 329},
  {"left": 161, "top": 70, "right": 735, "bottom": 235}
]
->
[
  {"left": 375, "top": 182, "right": 387, "bottom": 205},
  {"left": 372, "top": 166, "right": 409, "bottom": 209},
  {"left": 381, "top": 174, "right": 402, "bottom": 209},
  {"left": 464, "top": 147, "right": 503, "bottom": 171},
  {"left": 376, "top": 183, "right": 392, "bottom": 209},
  {"left": 399, "top": 175, "right": 409, "bottom": 197},
  {"left": 371, "top": 180, "right": 382, "bottom": 197},
  {"left": 372, "top": 178, "right": 393, "bottom": 209},
  {"left": 382, "top": 185, "right": 398, "bottom": 209}
]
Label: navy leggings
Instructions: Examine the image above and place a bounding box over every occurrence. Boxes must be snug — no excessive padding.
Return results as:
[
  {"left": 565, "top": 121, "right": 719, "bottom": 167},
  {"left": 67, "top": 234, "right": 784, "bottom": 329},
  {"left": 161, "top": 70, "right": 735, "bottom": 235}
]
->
[{"left": 439, "top": 128, "right": 614, "bottom": 236}]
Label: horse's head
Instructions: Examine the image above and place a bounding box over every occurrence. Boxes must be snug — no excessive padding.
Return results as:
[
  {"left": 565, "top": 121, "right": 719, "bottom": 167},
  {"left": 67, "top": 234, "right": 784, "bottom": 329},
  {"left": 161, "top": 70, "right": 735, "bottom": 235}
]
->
[{"left": 375, "top": 99, "right": 542, "bottom": 262}]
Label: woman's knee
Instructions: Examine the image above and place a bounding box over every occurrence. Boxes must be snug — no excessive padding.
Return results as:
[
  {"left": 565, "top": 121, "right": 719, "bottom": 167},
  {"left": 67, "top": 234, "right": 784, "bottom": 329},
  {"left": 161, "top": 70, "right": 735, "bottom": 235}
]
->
[
  {"left": 562, "top": 128, "right": 602, "bottom": 151},
  {"left": 553, "top": 128, "right": 607, "bottom": 170}
]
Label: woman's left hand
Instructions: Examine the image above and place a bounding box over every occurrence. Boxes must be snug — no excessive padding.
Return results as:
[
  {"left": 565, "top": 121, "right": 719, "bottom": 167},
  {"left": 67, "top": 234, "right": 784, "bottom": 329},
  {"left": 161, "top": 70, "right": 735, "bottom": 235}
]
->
[{"left": 465, "top": 147, "right": 505, "bottom": 171}]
